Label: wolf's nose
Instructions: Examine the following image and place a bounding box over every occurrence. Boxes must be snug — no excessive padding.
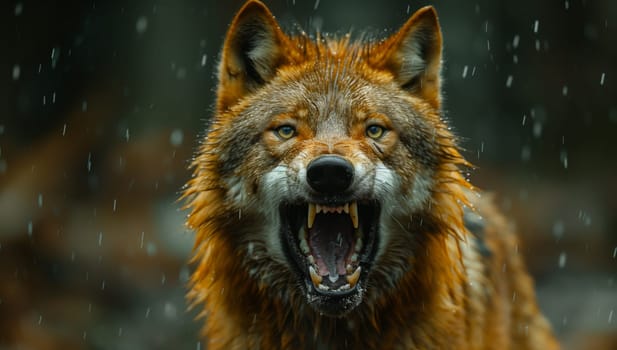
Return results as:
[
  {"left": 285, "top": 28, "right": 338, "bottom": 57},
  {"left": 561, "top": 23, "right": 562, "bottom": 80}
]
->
[{"left": 306, "top": 155, "right": 354, "bottom": 194}]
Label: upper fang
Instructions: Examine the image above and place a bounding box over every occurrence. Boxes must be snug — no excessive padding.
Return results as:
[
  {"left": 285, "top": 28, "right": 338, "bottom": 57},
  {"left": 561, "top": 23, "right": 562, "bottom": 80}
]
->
[
  {"left": 349, "top": 201, "right": 359, "bottom": 229},
  {"left": 308, "top": 203, "right": 316, "bottom": 228}
]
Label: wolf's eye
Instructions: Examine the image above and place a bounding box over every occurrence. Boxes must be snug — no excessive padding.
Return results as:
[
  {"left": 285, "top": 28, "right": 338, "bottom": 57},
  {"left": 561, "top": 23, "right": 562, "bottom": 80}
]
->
[
  {"left": 366, "top": 125, "right": 385, "bottom": 140},
  {"left": 275, "top": 125, "right": 296, "bottom": 140}
]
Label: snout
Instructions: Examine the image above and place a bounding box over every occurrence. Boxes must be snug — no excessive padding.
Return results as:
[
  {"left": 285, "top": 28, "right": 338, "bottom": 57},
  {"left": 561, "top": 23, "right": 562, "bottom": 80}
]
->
[{"left": 306, "top": 155, "right": 354, "bottom": 195}]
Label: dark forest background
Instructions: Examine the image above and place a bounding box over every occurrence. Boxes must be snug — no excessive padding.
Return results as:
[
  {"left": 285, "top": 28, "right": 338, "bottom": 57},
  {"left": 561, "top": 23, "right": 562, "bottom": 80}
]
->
[{"left": 2, "top": 0, "right": 616, "bottom": 348}]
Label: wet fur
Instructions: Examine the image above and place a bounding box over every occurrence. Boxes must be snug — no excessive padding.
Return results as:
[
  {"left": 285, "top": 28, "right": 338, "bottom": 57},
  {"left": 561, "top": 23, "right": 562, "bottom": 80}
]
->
[{"left": 183, "top": 1, "right": 559, "bottom": 349}]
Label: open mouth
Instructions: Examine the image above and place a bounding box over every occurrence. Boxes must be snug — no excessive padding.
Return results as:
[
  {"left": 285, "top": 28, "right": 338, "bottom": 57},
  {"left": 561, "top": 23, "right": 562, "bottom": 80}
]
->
[{"left": 280, "top": 200, "right": 380, "bottom": 316}]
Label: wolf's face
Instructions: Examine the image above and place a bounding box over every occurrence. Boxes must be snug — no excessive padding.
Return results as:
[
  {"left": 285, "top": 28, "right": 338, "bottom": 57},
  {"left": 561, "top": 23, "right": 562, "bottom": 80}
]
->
[{"left": 196, "top": 1, "right": 462, "bottom": 316}]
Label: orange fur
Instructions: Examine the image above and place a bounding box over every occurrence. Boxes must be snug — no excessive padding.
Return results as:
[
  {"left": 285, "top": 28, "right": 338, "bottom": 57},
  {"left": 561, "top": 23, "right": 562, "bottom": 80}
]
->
[{"left": 183, "top": 1, "right": 559, "bottom": 349}]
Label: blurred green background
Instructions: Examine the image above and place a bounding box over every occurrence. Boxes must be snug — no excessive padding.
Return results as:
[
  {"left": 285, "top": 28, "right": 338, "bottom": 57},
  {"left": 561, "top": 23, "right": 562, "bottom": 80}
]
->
[{"left": 2, "top": 0, "right": 616, "bottom": 349}]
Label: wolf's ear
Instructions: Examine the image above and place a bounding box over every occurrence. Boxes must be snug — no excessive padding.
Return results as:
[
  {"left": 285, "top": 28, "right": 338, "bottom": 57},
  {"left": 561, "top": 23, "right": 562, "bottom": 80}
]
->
[
  {"left": 376, "top": 6, "right": 443, "bottom": 109},
  {"left": 217, "top": 0, "right": 287, "bottom": 112}
]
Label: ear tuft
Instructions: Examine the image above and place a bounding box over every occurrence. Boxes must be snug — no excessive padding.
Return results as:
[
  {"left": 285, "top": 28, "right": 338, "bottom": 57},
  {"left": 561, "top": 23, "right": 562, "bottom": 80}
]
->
[{"left": 217, "top": 1, "right": 287, "bottom": 111}]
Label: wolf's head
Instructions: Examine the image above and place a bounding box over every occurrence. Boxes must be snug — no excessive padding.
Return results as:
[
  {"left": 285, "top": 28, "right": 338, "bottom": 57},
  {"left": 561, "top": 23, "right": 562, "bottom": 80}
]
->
[{"left": 186, "top": 0, "right": 470, "bottom": 318}]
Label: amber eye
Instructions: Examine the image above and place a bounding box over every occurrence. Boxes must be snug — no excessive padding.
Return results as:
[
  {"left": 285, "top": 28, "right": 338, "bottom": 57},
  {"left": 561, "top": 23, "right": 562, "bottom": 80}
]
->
[
  {"left": 275, "top": 125, "right": 296, "bottom": 140},
  {"left": 366, "top": 125, "right": 385, "bottom": 139}
]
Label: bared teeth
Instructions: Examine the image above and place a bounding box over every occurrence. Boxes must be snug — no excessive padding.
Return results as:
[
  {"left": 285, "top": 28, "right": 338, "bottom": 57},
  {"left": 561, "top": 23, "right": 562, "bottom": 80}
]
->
[
  {"left": 307, "top": 203, "right": 316, "bottom": 228},
  {"left": 309, "top": 265, "right": 322, "bottom": 286},
  {"left": 346, "top": 266, "right": 361, "bottom": 287},
  {"left": 306, "top": 201, "right": 358, "bottom": 228},
  {"left": 349, "top": 201, "right": 359, "bottom": 229}
]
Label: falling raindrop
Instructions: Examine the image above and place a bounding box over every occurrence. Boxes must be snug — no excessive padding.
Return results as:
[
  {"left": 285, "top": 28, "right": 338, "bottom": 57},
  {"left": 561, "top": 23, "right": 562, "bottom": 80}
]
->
[
  {"left": 533, "top": 20, "right": 539, "bottom": 33},
  {"left": 533, "top": 121, "right": 542, "bottom": 139},
  {"left": 51, "top": 47, "right": 60, "bottom": 69},
  {"left": 27, "top": 221, "right": 33, "bottom": 236},
  {"left": 512, "top": 35, "right": 520, "bottom": 49},
  {"left": 562, "top": 85, "right": 568, "bottom": 96},
  {"left": 462, "top": 65, "right": 469, "bottom": 79},
  {"left": 82, "top": 100, "right": 88, "bottom": 112},
  {"left": 144, "top": 307, "right": 151, "bottom": 318},
  {"left": 201, "top": 54, "right": 207, "bottom": 66},
  {"left": 14, "top": 2, "right": 23, "bottom": 16},
  {"left": 12, "top": 64, "right": 20, "bottom": 80},
  {"left": 62, "top": 123, "right": 67, "bottom": 136},
  {"left": 558, "top": 252, "right": 567, "bottom": 268},
  {"left": 313, "top": 0, "right": 320, "bottom": 10},
  {"left": 521, "top": 145, "right": 531, "bottom": 162},
  {"left": 136, "top": 16, "right": 148, "bottom": 34},
  {"left": 38, "top": 193, "right": 43, "bottom": 208},
  {"left": 560, "top": 150, "right": 568, "bottom": 169},
  {"left": 506, "top": 75, "right": 513, "bottom": 88},
  {"left": 552, "top": 220, "right": 565, "bottom": 240},
  {"left": 170, "top": 129, "right": 184, "bottom": 146},
  {"left": 113, "top": 199, "right": 117, "bottom": 212},
  {"left": 600, "top": 73, "right": 606, "bottom": 86},
  {"left": 87, "top": 152, "right": 92, "bottom": 172}
]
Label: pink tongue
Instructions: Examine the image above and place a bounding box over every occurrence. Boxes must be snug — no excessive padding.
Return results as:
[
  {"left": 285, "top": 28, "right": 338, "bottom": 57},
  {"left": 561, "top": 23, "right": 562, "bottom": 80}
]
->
[{"left": 308, "top": 213, "right": 352, "bottom": 278}]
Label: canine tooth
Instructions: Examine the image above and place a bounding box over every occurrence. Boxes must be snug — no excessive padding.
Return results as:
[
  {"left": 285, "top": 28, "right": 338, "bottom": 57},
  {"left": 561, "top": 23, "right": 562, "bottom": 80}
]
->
[
  {"left": 309, "top": 266, "right": 322, "bottom": 286},
  {"left": 316, "top": 204, "right": 322, "bottom": 214},
  {"left": 346, "top": 266, "right": 361, "bottom": 287},
  {"left": 308, "top": 203, "right": 316, "bottom": 229},
  {"left": 355, "top": 238, "right": 363, "bottom": 253},
  {"left": 349, "top": 201, "right": 359, "bottom": 229},
  {"left": 344, "top": 203, "right": 349, "bottom": 213},
  {"left": 346, "top": 264, "right": 353, "bottom": 274},
  {"left": 336, "top": 207, "right": 342, "bottom": 214}
]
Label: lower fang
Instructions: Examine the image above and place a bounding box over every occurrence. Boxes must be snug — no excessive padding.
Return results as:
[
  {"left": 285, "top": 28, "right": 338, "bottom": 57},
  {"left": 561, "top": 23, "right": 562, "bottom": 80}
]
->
[
  {"left": 309, "top": 266, "right": 322, "bottom": 285},
  {"left": 346, "top": 266, "right": 361, "bottom": 287}
]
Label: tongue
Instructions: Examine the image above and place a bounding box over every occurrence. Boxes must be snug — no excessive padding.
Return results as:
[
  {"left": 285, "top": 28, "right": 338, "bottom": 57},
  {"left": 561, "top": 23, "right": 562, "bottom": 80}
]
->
[{"left": 308, "top": 213, "right": 353, "bottom": 279}]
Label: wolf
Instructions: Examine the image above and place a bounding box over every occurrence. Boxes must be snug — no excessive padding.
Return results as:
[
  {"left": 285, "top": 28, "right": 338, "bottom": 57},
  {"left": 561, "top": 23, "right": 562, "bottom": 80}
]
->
[{"left": 182, "top": 1, "right": 559, "bottom": 349}]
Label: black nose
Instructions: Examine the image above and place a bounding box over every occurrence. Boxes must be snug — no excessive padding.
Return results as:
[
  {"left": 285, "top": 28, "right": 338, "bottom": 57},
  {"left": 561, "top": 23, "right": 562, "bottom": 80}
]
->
[{"left": 306, "top": 155, "right": 354, "bottom": 194}]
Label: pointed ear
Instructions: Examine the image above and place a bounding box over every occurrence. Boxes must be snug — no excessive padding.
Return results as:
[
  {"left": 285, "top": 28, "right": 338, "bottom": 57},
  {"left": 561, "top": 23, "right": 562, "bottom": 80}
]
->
[
  {"left": 217, "top": 0, "right": 287, "bottom": 112},
  {"left": 375, "top": 6, "right": 443, "bottom": 108}
]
